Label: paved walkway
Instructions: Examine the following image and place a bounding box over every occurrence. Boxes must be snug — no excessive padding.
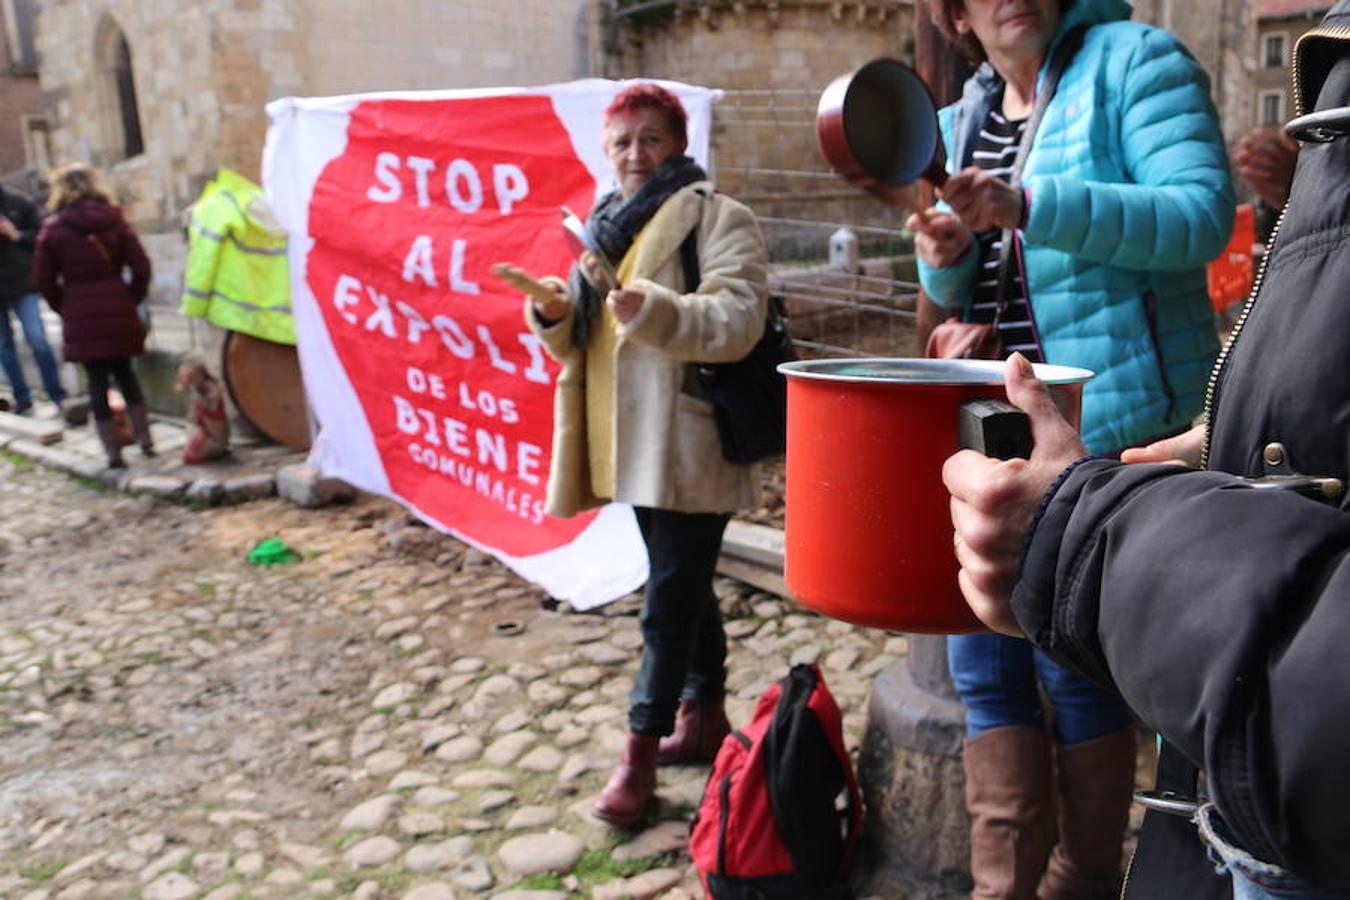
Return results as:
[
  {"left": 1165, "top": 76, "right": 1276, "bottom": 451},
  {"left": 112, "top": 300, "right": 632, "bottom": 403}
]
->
[
  {"left": 0, "top": 401, "right": 306, "bottom": 504},
  {"left": 0, "top": 455, "right": 902, "bottom": 900}
]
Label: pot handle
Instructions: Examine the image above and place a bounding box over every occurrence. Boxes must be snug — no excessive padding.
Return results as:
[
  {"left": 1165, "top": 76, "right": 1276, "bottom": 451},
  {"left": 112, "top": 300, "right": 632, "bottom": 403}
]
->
[{"left": 959, "top": 399, "right": 1032, "bottom": 460}]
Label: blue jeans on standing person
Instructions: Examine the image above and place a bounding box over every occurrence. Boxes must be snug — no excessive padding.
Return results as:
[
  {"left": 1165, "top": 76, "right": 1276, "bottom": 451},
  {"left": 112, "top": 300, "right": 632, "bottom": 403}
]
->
[
  {"left": 1197, "top": 804, "right": 1342, "bottom": 900},
  {"left": 0, "top": 292, "right": 65, "bottom": 410},
  {"left": 629, "top": 507, "right": 731, "bottom": 737},
  {"left": 948, "top": 631, "right": 1133, "bottom": 744}
]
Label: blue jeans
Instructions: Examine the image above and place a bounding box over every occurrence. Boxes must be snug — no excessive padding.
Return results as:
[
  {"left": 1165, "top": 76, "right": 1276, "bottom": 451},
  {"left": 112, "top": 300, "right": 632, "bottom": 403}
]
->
[
  {"left": 629, "top": 507, "right": 730, "bottom": 737},
  {"left": 948, "top": 632, "right": 1132, "bottom": 745},
  {"left": 0, "top": 292, "right": 65, "bottom": 407},
  {"left": 1197, "top": 805, "right": 1340, "bottom": 899}
]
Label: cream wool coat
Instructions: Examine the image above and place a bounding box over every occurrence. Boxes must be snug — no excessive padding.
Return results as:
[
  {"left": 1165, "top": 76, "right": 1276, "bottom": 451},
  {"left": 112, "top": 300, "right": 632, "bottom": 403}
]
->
[{"left": 526, "top": 182, "right": 769, "bottom": 518}]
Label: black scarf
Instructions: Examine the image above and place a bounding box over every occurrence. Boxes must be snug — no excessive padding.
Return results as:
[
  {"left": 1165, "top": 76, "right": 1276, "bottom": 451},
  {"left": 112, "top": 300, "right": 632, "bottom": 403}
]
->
[{"left": 569, "top": 155, "right": 707, "bottom": 348}]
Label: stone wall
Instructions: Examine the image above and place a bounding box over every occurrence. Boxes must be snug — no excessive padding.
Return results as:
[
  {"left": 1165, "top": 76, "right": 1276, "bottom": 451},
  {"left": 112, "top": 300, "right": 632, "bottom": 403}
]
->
[
  {"left": 33, "top": 0, "right": 592, "bottom": 303},
  {"left": 599, "top": 1, "right": 913, "bottom": 86},
  {"left": 599, "top": 1, "right": 913, "bottom": 181},
  {"left": 597, "top": 2, "right": 916, "bottom": 261},
  {"left": 0, "top": 6, "right": 45, "bottom": 179}
]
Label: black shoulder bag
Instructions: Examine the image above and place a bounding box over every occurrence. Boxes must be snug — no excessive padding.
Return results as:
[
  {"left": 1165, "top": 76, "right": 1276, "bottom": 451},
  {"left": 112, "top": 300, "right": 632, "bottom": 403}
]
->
[{"left": 681, "top": 219, "right": 796, "bottom": 465}]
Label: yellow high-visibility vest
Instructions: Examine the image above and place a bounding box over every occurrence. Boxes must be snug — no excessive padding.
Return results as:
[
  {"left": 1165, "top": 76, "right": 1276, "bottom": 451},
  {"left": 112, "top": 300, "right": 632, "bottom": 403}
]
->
[{"left": 180, "top": 169, "right": 294, "bottom": 345}]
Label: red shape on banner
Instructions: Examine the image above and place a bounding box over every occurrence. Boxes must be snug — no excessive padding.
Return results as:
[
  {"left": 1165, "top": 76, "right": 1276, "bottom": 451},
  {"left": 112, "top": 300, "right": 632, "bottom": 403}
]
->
[
  {"left": 1207, "top": 203, "right": 1257, "bottom": 314},
  {"left": 306, "top": 95, "right": 599, "bottom": 557}
]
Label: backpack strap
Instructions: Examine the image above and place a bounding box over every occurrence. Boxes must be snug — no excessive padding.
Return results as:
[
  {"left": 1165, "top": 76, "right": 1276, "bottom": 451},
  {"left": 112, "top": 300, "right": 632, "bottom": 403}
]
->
[{"left": 763, "top": 665, "right": 857, "bottom": 894}]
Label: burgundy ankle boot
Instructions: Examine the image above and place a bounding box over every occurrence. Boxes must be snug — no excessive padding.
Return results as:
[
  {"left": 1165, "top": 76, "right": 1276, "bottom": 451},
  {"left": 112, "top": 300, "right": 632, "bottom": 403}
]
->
[
  {"left": 657, "top": 698, "right": 731, "bottom": 765},
  {"left": 593, "top": 734, "right": 659, "bottom": 826}
]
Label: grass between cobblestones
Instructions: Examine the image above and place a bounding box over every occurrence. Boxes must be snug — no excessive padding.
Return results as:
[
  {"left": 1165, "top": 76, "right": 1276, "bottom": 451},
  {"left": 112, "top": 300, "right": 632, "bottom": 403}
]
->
[
  {"left": 507, "top": 846, "right": 682, "bottom": 894},
  {"left": 0, "top": 448, "right": 32, "bottom": 472},
  {"left": 18, "top": 858, "right": 65, "bottom": 883}
]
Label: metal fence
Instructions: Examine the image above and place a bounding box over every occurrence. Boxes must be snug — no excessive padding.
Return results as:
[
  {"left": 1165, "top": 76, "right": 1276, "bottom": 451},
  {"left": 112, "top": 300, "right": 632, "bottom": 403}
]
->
[{"left": 712, "top": 88, "right": 921, "bottom": 359}]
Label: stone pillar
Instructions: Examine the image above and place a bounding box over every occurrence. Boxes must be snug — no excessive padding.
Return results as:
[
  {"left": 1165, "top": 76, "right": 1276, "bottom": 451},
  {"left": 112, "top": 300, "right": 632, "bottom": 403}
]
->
[{"left": 854, "top": 634, "right": 971, "bottom": 899}]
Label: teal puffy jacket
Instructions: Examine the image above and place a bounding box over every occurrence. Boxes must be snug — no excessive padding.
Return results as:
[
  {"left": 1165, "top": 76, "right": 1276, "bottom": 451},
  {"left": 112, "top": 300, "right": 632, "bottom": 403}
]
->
[{"left": 917, "top": 0, "right": 1234, "bottom": 453}]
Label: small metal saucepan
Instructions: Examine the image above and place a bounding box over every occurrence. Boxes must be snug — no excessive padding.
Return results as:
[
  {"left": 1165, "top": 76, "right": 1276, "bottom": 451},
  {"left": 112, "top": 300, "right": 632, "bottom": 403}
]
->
[{"left": 816, "top": 58, "right": 948, "bottom": 188}]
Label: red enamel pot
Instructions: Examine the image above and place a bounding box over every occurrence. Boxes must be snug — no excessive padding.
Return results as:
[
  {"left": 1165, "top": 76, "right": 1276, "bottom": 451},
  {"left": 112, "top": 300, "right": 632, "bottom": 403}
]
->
[{"left": 777, "top": 358, "right": 1092, "bottom": 633}]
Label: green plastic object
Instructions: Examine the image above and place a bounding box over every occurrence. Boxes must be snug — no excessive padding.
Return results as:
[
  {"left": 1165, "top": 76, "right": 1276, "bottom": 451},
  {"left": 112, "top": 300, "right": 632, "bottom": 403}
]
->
[{"left": 247, "top": 537, "right": 300, "bottom": 567}]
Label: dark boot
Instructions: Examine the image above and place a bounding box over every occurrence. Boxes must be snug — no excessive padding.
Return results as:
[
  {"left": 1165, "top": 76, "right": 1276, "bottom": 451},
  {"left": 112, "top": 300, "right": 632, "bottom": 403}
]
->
[
  {"left": 93, "top": 418, "right": 126, "bottom": 469},
  {"left": 1037, "top": 727, "right": 1137, "bottom": 900},
  {"left": 657, "top": 698, "right": 731, "bottom": 765},
  {"left": 127, "top": 403, "right": 156, "bottom": 457},
  {"left": 593, "top": 734, "right": 659, "bottom": 826},
  {"left": 964, "top": 726, "right": 1055, "bottom": 899}
]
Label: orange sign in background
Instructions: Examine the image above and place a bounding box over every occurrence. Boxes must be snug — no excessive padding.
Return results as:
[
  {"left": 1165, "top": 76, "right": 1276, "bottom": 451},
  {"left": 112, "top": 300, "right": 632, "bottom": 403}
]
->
[{"left": 1207, "top": 203, "right": 1257, "bottom": 313}]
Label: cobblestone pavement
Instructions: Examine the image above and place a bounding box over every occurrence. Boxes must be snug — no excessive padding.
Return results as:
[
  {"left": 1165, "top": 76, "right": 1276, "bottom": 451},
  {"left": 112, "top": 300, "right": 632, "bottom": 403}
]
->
[{"left": 0, "top": 453, "right": 904, "bottom": 899}]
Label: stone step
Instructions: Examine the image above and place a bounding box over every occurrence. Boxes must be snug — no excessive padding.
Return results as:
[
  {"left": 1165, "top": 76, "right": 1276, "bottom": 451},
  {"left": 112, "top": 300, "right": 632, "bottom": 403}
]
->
[
  {"left": 718, "top": 520, "right": 788, "bottom": 599},
  {"left": 721, "top": 519, "right": 783, "bottom": 570},
  {"left": 0, "top": 411, "right": 63, "bottom": 445}
]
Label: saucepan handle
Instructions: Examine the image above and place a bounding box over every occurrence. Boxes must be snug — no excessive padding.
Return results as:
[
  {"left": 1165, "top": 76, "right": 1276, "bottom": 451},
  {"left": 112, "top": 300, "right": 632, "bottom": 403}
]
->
[{"left": 959, "top": 398, "right": 1032, "bottom": 460}]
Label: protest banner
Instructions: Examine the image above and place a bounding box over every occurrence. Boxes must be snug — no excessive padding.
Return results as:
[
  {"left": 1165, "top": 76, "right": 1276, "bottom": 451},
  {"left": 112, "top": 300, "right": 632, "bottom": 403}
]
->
[{"left": 263, "top": 79, "right": 718, "bottom": 608}]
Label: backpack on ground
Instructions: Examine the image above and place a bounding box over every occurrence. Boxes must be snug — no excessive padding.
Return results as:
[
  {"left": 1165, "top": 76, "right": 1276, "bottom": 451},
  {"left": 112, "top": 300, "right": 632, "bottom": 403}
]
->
[{"left": 689, "top": 664, "right": 864, "bottom": 899}]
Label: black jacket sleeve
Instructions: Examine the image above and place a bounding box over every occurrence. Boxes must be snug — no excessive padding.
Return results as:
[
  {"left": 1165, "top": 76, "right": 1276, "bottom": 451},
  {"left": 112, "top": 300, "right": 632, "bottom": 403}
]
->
[
  {"left": 1014, "top": 459, "right": 1350, "bottom": 892},
  {"left": 10, "top": 193, "right": 40, "bottom": 252}
]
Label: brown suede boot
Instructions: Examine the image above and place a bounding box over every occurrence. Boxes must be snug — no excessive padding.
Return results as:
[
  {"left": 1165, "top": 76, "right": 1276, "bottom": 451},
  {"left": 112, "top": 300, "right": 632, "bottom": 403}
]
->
[
  {"left": 963, "top": 726, "right": 1055, "bottom": 899},
  {"left": 93, "top": 418, "right": 126, "bottom": 469},
  {"left": 593, "top": 734, "right": 659, "bottom": 826},
  {"left": 657, "top": 698, "right": 731, "bottom": 765},
  {"left": 1036, "top": 727, "right": 1137, "bottom": 900},
  {"left": 126, "top": 403, "right": 156, "bottom": 457}
]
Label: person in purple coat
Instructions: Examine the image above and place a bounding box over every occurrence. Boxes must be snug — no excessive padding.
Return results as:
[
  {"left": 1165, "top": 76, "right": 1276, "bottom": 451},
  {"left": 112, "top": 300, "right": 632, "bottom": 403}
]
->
[{"left": 34, "top": 163, "right": 154, "bottom": 468}]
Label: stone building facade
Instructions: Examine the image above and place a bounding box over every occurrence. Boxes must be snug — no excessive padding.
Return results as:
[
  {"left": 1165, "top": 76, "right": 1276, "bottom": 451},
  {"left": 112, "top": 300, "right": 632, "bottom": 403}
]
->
[
  {"left": 593, "top": 0, "right": 916, "bottom": 252},
  {"left": 0, "top": 0, "right": 48, "bottom": 190},
  {"left": 1254, "top": 0, "right": 1333, "bottom": 127},
  {"left": 593, "top": 0, "right": 1261, "bottom": 249},
  {"left": 595, "top": 3, "right": 914, "bottom": 185},
  {"left": 28, "top": 1, "right": 1270, "bottom": 309},
  {"left": 33, "top": 0, "right": 594, "bottom": 302}
]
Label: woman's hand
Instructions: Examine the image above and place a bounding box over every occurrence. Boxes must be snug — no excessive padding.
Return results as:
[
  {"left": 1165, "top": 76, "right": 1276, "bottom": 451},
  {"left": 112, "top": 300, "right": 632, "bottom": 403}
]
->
[
  {"left": 579, "top": 251, "right": 616, "bottom": 291},
  {"left": 607, "top": 287, "right": 646, "bottom": 324},
  {"left": 1120, "top": 424, "right": 1204, "bottom": 467},
  {"left": 940, "top": 167, "right": 1025, "bottom": 234},
  {"left": 906, "top": 207, "right": 973, "bottom": 269},
  {"left": 942, "top": 354, "right": 1090, "bottom": 635},
  {"left": 492, "top": 262, "right": 569, "bottom": 322},
  {"left": 1234, "top": 127, "right": 1299, "bottom": 210}
]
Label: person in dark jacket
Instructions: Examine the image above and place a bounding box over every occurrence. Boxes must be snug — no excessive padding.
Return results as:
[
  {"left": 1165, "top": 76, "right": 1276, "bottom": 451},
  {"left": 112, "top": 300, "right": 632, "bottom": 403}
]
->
[
  {"left": 0, "top": 184, "right": 66, "bottom": 415},
  {"left": 886, "top": 1, "right": 1234, "bottom": 895},
  {"left": 34, "top": 163, "right": 154, "bottom": 468},
  {"left": 943, "top": 5, "right": 1350, "bottom": 897}
]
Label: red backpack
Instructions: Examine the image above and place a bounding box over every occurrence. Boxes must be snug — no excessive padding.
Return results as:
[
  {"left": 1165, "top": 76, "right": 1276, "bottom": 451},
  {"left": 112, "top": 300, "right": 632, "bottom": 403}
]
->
[{"left": 690, "top": 664, "right": 864, "bottom": 899}]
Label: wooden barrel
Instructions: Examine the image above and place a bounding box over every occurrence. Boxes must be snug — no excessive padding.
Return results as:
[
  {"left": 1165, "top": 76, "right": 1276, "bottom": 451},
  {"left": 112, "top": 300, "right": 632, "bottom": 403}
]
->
[{"left": 222, "top": 332, "right": 311, "bottom": 451}]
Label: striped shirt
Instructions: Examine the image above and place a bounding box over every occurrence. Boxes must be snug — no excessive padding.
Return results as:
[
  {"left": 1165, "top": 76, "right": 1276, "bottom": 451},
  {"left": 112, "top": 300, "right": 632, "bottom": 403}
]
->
[{"left": 968, "top": 108, "right": 1042, "bottom": 362}]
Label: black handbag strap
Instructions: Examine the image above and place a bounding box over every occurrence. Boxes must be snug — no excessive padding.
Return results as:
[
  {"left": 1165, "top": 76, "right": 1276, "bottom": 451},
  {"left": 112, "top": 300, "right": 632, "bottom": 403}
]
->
[
  {"left": 1124, "top": 739, "right": 1231, "bottom": 899},
  {"left": 990, "top": 26, "right": 1087, "bottom": 323},
  {"left": 680, "top": 224, "right": 700, "bottom": 297}
]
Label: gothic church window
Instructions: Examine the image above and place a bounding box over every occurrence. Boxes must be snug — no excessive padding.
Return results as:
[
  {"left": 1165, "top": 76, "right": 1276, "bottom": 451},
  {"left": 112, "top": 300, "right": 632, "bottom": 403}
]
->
[
  {"left": 2, "top": 0, "right": 37, "bottom": 71},
  {"left": 94, "top": 16, "right": 144, "bottom": 162}
]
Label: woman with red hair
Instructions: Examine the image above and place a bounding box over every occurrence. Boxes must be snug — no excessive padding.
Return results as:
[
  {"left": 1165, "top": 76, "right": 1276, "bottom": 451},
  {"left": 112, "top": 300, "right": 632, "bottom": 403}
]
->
[{"left": 503, "top": 83, "right": 768, "bottom": 826}]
